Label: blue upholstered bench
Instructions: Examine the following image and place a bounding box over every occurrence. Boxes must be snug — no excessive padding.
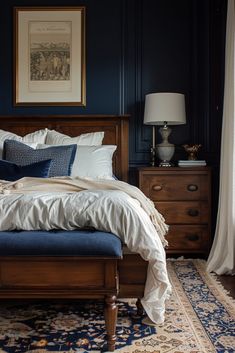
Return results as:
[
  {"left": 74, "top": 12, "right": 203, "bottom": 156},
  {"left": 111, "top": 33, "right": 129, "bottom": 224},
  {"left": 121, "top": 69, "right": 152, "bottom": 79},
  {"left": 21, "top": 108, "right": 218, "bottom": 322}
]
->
[
  {"left": 0, "top": 229, "right": 122, "bottom": 352},
  {"left": 0, "top": 229, "right": 122, "bottom": 257}
]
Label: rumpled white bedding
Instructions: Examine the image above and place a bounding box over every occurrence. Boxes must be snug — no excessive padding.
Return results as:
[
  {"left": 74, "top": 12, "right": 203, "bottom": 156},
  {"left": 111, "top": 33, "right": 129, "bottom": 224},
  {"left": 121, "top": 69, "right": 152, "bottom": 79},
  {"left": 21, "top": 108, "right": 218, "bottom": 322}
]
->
[{"left": 0, "top": 177, "right": 172, "bottom": 324}]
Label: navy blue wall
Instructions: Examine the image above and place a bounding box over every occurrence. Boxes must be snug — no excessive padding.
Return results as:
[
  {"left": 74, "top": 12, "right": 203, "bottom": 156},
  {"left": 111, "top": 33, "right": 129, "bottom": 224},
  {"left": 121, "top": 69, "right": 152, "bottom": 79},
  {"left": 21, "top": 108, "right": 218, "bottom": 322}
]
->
[
  {"left": 0, "top": 0, "right": 227, "bottom": 169},
  {"left": 0, "top": 0, "right": 227, "bottom": 234}
]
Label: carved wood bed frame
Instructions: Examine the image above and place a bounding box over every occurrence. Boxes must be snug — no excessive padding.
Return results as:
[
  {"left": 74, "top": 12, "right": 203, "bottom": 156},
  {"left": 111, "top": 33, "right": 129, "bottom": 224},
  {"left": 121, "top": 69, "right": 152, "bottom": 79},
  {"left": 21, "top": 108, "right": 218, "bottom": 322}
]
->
[
  {"left": 0, "top": 115, "right": 148, "bottom": 346},
  {"left": 0, "top": 115, "right": 129, "bottom": 180}
]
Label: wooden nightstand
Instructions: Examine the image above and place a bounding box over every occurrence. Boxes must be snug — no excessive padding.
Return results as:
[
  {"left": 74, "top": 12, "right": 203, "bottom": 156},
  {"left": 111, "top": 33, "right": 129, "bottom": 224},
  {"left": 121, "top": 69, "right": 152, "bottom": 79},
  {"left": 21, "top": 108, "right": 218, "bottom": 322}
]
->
[{"left": 138, "top": 167, "right": 211, "bottom": 255}]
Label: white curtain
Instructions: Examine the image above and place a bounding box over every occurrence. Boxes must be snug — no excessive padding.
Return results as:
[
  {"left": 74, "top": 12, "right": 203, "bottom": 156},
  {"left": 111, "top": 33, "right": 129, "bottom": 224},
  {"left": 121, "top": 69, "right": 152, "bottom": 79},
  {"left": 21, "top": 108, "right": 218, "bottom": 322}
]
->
[{"left": 207, "top": 0, "right": 235, "bottom": 275}]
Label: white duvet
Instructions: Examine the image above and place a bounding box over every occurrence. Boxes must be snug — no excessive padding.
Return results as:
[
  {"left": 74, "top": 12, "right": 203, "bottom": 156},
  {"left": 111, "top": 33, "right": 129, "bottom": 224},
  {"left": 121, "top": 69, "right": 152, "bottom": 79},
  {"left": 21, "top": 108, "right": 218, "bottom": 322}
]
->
[{"left": 0, "top": 177, "right": 171, "bottom": 324}]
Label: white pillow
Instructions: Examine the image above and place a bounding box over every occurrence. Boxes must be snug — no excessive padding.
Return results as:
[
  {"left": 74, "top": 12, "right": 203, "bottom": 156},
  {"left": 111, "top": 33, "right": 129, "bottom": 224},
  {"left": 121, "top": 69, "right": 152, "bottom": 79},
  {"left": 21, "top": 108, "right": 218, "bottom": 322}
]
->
[
  {"left": 37, "top": 144, "right": 117, "bottom": 179},
  {"left": 72, "top": 145, "right": 117, "bottom": 179},
  {"left": 0, "top": 129, "right": 47, "bottom": 159},
  {"left": 46, "top": 130, "right": 104, "bottom": 146}
]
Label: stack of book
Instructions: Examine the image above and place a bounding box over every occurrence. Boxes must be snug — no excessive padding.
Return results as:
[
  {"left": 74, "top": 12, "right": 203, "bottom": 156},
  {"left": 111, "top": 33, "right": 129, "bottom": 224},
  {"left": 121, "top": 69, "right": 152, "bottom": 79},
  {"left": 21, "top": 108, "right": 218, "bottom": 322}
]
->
[{"left": 178, "top": 160, "right": 207, "bottom": 167}]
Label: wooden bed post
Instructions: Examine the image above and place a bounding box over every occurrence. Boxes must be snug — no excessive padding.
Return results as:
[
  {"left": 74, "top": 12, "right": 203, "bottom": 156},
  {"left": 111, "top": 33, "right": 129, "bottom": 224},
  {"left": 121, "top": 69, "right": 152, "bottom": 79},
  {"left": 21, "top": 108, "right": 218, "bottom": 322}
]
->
[{"left": 136, "top": 298, "right": 144, "bottom": 316}]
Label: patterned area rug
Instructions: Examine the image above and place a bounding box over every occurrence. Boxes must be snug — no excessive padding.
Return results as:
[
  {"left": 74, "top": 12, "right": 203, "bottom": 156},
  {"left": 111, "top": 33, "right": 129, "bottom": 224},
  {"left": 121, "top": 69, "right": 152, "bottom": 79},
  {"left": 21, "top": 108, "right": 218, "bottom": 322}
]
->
[{"left": 0, "top": 259, "right": 234, "bottom": 353}]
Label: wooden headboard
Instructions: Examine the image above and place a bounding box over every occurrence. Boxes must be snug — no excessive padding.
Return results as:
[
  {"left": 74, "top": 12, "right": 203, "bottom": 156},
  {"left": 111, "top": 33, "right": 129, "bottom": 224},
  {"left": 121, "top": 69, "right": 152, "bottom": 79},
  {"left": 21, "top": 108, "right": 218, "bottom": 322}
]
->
[{"left": 0, "top": 115, "right": 129, "bottom": 182}]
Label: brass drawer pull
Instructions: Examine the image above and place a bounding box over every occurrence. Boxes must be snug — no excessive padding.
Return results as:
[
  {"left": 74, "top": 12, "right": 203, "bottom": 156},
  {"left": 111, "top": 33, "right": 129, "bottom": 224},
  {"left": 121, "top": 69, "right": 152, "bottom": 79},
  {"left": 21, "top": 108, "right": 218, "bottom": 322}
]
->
[
  {"left": 187, "top": 184, "right": 198, "bottom": 192},
  {"left": 187, "top": 209, "right": 199, "bottom": 217},
  {"left": 152, "top": 185, "right": 162, "bottom": 191},
  {"left": 186, "top": 234, "right": 199, "bottom": 241}
]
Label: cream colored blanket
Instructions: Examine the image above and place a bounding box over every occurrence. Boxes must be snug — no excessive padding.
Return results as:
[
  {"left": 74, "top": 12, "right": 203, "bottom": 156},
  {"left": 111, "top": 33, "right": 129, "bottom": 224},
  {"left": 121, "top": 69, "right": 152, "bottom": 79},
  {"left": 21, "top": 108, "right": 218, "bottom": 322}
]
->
[{"left": 0, "top": 176, "right": 169, "bottom": 246}]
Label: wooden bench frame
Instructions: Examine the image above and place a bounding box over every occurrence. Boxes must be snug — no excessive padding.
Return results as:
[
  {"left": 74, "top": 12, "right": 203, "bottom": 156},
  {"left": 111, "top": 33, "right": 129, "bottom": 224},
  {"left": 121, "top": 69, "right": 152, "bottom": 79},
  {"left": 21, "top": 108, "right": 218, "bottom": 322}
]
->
[{"left": 0, "top": 256, "right": 120, "bottom": 351}]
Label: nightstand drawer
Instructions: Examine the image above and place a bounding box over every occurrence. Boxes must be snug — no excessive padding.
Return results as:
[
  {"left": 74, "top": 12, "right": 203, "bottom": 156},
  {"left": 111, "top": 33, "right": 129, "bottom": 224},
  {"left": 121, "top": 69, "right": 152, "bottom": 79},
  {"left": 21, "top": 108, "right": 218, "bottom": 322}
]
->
[
  {"left": 141, "top": 174, "right": 209, "bottom": 201},
  {"left": 165, "top": 225, "right": 208, "bottom": 251},
  {"left": 156, "top": 201, "right": 209, "bottom": 224}
]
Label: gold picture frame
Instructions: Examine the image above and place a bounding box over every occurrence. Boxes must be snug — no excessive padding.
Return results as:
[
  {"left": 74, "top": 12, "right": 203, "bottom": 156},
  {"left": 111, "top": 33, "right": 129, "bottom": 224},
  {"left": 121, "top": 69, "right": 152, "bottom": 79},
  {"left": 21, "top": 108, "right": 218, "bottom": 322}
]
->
[{"left": 14, "top": 7, "right": 86, "bottom": 106}]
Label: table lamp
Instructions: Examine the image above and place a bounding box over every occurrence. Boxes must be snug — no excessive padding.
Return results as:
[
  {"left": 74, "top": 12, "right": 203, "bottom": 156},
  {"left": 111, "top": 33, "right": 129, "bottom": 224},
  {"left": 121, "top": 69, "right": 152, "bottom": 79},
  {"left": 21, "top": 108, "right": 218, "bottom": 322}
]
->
[{"left": 144, "top": 92, "right": 186, "bottom": 166}]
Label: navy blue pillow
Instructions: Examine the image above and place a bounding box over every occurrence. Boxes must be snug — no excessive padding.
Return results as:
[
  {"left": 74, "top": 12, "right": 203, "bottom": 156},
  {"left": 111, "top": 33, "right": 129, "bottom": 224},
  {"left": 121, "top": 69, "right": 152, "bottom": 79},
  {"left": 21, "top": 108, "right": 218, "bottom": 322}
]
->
[
  {"left": 3, "top": 140, "right": 77, "bottom": 177},
  {"left": 0, "top": 159, "right": 52, "bottom": 181}
]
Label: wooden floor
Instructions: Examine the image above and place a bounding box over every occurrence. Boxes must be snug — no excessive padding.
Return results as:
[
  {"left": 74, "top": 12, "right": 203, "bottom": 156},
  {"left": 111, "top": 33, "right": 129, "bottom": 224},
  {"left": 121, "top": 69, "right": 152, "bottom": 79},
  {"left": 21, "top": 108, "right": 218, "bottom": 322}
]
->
[{"left": 216, "top": 275, "right": 235, "bottom": 299}]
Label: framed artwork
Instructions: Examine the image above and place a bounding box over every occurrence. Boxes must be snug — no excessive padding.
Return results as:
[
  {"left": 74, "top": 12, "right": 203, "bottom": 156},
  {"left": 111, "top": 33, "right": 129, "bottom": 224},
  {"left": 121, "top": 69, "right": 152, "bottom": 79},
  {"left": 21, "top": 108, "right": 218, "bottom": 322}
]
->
[{"left": 14, "top": 7, "right": 86, "bottom": 106}]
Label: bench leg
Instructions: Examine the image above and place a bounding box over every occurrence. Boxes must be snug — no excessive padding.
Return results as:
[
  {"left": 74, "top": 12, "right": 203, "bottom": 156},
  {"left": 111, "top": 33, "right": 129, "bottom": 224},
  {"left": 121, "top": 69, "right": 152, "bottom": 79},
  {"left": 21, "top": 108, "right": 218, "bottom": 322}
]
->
[{"left": 104, "top": 295, "right": 117, "bottom": 352}]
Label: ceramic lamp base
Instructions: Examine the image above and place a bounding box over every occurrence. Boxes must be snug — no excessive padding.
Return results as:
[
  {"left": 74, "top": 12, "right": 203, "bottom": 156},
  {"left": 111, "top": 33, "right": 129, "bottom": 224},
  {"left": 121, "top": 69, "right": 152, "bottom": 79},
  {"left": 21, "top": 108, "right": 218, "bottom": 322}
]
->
[
  {"left": 157, "top": 145, "right": 175, "bottom": 167},
  {"left": 159, "top": 160, "right": 174, "bottom": 167}
]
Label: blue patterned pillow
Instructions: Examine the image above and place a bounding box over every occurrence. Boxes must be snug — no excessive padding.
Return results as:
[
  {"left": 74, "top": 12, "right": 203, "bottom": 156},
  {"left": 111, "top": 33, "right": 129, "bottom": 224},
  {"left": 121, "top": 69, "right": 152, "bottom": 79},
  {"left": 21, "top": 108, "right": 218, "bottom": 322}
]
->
[
  {"left": 3, "top": 140, "right": 77, "bottom": 177},
  {"left": 0, "top": 159, "right": 52, "bottom": 181}
]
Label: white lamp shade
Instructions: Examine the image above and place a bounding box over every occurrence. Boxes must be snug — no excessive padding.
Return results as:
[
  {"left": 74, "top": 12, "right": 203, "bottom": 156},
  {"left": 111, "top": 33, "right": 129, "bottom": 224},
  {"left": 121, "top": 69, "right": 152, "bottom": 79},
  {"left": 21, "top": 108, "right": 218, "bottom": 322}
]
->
[{"left": 144, "top": 92, "right": 186, "bottom": 125}]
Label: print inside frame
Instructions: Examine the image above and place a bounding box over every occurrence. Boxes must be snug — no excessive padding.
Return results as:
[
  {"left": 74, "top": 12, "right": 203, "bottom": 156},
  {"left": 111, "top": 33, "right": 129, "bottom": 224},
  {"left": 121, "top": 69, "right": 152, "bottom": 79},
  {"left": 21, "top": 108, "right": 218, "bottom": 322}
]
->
[{"left": 14, "top": 7, "right": 86, "bottom": 106}]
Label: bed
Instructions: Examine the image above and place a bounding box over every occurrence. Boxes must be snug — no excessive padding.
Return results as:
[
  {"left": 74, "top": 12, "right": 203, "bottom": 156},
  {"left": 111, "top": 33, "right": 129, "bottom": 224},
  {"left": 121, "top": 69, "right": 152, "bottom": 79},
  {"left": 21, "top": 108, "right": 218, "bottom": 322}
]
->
[
  {"left": 0, "top": 115, "right": 146, "bottom": 290},
  {"left": 0, "top": 115, "right": 170, "bottom": 349}
]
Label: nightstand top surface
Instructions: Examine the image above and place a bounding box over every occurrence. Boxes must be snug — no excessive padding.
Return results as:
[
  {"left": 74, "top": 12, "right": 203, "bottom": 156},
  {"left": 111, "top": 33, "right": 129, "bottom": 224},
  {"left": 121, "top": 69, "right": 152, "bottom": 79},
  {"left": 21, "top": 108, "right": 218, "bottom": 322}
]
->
[{"left": 138, "top": 166, "right": 211, "bottom": 171}]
